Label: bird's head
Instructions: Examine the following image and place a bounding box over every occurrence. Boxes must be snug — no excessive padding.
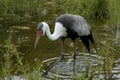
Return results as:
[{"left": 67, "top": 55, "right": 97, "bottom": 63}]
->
[{"left": 34, "top": 22, "right": 46, "bottom": 48}]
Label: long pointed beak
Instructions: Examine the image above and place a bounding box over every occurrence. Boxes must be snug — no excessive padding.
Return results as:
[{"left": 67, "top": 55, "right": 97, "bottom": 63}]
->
[{"left": 34, "top": 35, "right": 40, "bottom": 48}]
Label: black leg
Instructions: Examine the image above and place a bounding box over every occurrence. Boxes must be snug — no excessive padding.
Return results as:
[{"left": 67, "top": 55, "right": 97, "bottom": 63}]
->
[
  {"left": 61, "top": 37, "right": 65, "bottom": 59},
  {"left": 73, "top": 39, "right": 76, "bottom": 75},
  {"left": 42, "top": 56, "right": 64, "bottom": 76},
  {"left": 42, "top": 38, "right": 65, "bottom": 76}
]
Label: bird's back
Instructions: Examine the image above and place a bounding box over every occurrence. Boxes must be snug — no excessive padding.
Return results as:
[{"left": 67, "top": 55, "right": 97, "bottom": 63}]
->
[{"left": 56, "top": 14, "right": 90, "bottom": 38}]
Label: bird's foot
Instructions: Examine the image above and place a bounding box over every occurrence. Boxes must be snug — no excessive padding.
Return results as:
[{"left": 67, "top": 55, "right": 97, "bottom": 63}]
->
[{"left": 42, "top": 71, "right": 48, "bottom": 76}]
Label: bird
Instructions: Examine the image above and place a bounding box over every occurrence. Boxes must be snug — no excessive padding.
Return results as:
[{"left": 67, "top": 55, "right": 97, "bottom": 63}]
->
[{"left": 34, "top": 14, "right": 96, "bottom": 75}]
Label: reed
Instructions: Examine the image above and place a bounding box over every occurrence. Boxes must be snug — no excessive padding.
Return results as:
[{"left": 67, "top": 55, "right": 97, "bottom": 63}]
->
[
  {"left": 0, "top": 0, "right": 44, "bottom": 24},
  {"left": 99, "top": 41, "right": 115, "bottom": 79},
  {"left": 54, "top": 0, "right": 110, "bottom": 19},
  {"left": 0, "top": 0, "right": 119, "bottom": 23},
  {"left": 116, "top": 21, "right": 120, "bottom": 46}
]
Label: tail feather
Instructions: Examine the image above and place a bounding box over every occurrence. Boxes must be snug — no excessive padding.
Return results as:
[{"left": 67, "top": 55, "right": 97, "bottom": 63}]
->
[
  {"left": 80, "top": 36, "right": 90, "bottom": 53},
  {"left": 80, "top": 31, "right": 96, "bottom": 53}
]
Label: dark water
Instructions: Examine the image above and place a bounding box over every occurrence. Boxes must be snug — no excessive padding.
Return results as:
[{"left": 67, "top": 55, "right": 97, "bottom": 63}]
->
[{"left": 0, "top": 20, "right": 119, "bottom": 61}]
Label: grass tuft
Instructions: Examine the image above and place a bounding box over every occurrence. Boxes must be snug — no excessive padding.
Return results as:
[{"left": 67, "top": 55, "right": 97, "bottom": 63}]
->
[{"left": 0, "top": 32, "right": 42, "bottom": 80}]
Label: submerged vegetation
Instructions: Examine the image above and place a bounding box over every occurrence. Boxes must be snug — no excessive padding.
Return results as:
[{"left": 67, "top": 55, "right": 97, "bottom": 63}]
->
[{"left": 0, "top": 0, "right": 120, "bottom": 80}]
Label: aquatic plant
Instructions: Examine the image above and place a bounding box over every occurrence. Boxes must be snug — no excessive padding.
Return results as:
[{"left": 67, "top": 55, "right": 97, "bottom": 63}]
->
[
  {"left": 0, "top": 32, "right": 24, "bottom": 79},
  {"left": 0, "top": 32, "right": 42, "bottom": 80},
  {"left": 99, "top": 41, "right": 115, "bottom": 79},
  {"left": 0, "top": 33, "right": 12, "bottom": 79}
]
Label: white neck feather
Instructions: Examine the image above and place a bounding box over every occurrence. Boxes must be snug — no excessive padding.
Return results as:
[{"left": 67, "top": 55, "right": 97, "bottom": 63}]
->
[{"left": 43, "top": 22, "right": 67, "bottom": 41}]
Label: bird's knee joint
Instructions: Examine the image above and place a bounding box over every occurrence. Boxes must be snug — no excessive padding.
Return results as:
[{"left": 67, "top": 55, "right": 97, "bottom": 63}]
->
[{"left": 73, "top": 54, "right": 76, "bottom": 59}]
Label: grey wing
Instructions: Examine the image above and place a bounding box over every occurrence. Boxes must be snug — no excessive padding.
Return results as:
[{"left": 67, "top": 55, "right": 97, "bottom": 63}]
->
[{"left": 72, "top": 19, "right": 91, "bottom": 36}]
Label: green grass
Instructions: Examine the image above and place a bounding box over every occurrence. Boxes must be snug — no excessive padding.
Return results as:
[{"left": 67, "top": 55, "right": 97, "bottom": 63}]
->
[
  {"left": 0, "top": 33, "right": 42, "bottom": 80},
  {"left": 0, "top": 0, "right": 119, "bottom": 26},
  {"left": 108, "top": 0, "right": 120, "bottom": 29},
  {"left": 99, "top": 41, "right": 115, "bottom": 79},
  {"left": 0, "top": 0, "right": 46, "bottom": 25},
  {"left": 53, "top": 0, "right": 110, "bottom": 20}
]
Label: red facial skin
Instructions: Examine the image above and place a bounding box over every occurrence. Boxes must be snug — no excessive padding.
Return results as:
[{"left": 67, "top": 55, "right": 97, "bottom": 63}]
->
[{"left": 37, "top": 30, "right": 43, "bottom": 36}]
